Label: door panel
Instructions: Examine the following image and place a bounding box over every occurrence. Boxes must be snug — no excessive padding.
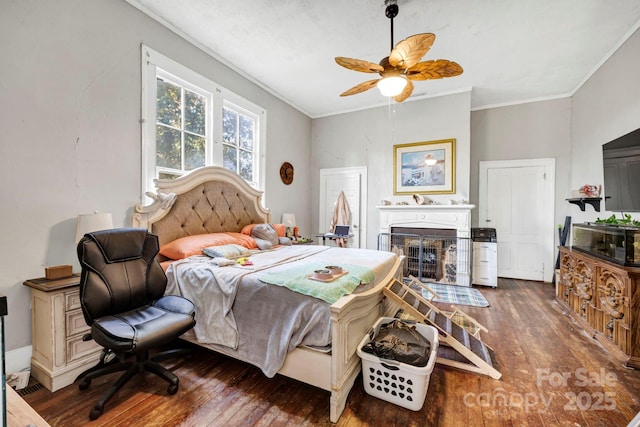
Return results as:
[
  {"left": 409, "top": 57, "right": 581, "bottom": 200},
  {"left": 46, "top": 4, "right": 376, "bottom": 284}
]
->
[{"left": 482, "top": 163, "right": 550, "bottom": 281}]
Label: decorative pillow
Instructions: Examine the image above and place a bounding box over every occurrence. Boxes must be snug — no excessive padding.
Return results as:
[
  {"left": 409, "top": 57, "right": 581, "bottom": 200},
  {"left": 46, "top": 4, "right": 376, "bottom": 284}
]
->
[
  {"left": 202, "top": 244, "right": 252, "bottom": 259},
  {"left": 242, "top": 223, "right": 287, "bottom": 238},
  {"left": 279, "top": 237, "right": 292, "bottom": 246},
  {"left": 159, "top": 232, "right": 258, "bottom": 259},
  {"left": 251, "top": 224, "right": 280, "bottom": 250},
  {"left": 225, "top": 232, "right": 258, "bottom": 249},
  {"left": 159, "top": 233, "right": 239, "bottom": 259},
  {"left": 272, "top": 223, "right": 286, "bottom": 238}
]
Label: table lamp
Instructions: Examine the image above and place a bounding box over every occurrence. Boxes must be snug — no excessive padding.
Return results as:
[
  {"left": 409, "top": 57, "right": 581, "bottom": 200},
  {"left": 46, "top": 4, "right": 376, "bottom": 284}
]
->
[
  {"left": 282, "top": 213, "right": 296, "bottom": 239},
  {"left": 75, "top": 212, "right": 114, "bottom": 243}
]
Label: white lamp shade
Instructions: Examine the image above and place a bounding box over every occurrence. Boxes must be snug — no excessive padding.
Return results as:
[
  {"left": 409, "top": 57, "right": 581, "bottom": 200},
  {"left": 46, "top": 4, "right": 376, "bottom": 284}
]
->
[
  {"left": 377, "top": 76, "right": 407, "bottom": 97},
  {"left": 76, "top": 212, "right": 114, "bottom": 242},
  {"left": 281, "top": 213, "right": 296, "bottom": 228}
]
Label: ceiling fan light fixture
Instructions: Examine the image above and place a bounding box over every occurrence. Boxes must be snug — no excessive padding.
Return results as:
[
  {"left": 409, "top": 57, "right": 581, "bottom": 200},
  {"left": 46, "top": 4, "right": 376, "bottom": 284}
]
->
[{"left": 377, "top": 75, "right": 407, "bottom": 97}]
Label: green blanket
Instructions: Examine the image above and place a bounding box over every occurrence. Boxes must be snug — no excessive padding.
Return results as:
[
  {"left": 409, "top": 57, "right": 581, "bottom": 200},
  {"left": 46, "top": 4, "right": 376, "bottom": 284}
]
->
[{"left": 259, "top": 263, "right": 375, "bottom": 304}]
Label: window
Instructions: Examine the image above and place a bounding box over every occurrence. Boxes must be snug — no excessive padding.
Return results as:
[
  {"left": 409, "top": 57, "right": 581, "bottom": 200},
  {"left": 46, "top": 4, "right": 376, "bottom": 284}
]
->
[
  {"left": 141, "top": 45, "right": 265, "bottom": 198},
  {"left": 155, "top": 72, "right": 209, "bottom": 179},
  {"left": 222, "top": 102, "right": 258, "bottom": 183}
]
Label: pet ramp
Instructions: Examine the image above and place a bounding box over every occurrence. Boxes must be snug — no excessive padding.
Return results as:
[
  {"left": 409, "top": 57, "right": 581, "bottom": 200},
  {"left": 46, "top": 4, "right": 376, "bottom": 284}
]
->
[{"left": 383, "top": 277, "right": 502, "bottom": 380}]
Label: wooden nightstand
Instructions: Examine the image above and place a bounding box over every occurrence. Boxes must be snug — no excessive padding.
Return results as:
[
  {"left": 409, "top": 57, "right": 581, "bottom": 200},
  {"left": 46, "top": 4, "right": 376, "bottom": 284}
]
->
[{"left": 24, "top": 274, "right": 101, "bottom": 391}]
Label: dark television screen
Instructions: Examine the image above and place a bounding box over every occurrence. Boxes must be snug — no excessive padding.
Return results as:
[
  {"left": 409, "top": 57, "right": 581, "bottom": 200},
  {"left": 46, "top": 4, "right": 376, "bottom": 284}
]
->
[{"left": 603, "top": 127, "right": 640, "bottom": 212}]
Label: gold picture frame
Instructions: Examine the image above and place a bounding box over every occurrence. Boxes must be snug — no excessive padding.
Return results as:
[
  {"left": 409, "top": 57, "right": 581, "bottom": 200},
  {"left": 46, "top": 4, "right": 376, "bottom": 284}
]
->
[{"left": 393, "top": 139, "right": 456, "bottom": 195}]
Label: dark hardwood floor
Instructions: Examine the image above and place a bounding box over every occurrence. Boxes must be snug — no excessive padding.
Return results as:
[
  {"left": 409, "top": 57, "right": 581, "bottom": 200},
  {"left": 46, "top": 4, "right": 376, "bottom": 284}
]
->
[{"left": 22, "top": 278, "right": 640, "bottom": 426}]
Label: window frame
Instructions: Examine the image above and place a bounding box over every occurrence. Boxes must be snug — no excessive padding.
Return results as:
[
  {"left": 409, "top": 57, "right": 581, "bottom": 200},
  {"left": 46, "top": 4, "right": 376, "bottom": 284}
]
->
[{"left": 141, "top": 45, "right": 266, "bottom": 202}]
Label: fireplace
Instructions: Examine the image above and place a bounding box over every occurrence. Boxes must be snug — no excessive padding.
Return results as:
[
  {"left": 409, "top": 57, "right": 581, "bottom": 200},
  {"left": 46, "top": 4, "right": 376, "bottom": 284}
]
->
[{"left": 378, "top": 204, "right": 474, "bottom": 286}]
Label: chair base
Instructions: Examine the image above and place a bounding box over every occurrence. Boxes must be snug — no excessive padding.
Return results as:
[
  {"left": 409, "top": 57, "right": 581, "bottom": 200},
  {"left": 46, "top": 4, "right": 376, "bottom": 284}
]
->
[{"left": 75, "top": 346, "right": 192, "bottom": 420}]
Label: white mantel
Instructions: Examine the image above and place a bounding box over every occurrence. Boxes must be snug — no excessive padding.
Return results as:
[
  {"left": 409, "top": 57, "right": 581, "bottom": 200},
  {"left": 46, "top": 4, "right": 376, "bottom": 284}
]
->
[{"left": 377, "top": 204, "right": 475, "bottom": 238}]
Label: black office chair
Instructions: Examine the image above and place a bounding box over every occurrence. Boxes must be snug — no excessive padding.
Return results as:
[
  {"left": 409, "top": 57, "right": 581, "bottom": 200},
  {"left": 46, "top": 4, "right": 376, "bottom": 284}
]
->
[{"left": 76, "top": 228, "right": 196, "bottom": 420}]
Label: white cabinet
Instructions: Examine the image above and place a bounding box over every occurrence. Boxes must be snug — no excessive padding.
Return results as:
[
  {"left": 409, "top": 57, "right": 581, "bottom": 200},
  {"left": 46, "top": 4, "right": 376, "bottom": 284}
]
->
[{"left": 472, "top": 242, "right": 498, "bottom": 287}]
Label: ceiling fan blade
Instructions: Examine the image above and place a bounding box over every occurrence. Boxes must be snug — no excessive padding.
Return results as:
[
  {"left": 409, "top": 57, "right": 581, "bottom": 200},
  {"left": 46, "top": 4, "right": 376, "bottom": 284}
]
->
[
  {"left": 388, "top": 33, "right": 435, "bottom": 69},
  {"left": 339, "top": 79, "right": 380, "bottom": 97},
  {"left": 406, "top": 59, "right": 464, "bottom": 81},
  {"left": 335, "top": 57, "right": 384, "bottom": 73},
  {"left": 394, "top": 79, "right": 414, "bottom": 103}
]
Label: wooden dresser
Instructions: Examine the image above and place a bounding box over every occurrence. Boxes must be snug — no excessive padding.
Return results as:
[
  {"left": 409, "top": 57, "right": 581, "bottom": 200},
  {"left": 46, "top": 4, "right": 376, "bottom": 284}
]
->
[
  {"left": 24, "top": 275, "right": 101, "bottom": 391},
  {"left": 557, "top": 247, "right": 640, "bottom": 368}
]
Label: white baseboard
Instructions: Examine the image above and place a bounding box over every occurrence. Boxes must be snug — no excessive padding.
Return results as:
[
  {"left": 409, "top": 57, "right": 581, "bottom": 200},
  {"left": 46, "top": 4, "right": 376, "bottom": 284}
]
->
[{"left": 6, "top": 345, "right": 32, "bottom": 374}]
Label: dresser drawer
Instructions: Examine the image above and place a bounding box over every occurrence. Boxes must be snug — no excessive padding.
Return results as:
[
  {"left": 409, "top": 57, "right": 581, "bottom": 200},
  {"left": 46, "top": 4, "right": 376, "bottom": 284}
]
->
[{"left": 473, "top": 246, "right": 497, "bottom": 264}]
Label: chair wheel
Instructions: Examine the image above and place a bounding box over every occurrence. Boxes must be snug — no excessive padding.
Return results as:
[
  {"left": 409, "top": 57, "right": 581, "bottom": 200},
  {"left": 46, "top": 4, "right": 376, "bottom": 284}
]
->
[
  {"left": 79, "top": 379, "right": 91, "bottom": 390},
  {"left": 89, "top": 408, "right": 103, "bottom": 420},
  {"left": 167, "top": 383, "right": 179, "bottom": 395}
]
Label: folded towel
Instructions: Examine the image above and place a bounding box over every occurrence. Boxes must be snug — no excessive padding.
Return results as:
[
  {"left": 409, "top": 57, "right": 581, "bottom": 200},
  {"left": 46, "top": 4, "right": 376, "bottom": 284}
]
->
[{"left": 259, "top": 263, "right": 375, "bottom": 304}]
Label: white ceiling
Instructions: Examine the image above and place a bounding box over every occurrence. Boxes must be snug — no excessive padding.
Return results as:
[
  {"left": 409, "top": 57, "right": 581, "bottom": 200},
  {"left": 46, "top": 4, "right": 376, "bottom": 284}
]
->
[{"left": 126, "top": 0, "right": 640, "bottom": 118}]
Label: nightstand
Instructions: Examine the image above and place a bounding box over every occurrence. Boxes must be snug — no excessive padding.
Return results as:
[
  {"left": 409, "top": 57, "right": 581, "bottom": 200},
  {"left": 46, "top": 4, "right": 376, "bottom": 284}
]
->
[{"left": 24, "top": 274, "right": 101, "bottom": 391}]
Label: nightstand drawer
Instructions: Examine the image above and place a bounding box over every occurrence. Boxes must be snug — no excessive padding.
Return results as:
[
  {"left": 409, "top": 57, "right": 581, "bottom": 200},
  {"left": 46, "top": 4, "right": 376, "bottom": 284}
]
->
[
  {"left": 66, "top": 334, "right": 100, "bottom": 364},
  {"left": 65, "top": 291, "right": 81, "bottom": 311},
  {"left": 66, "top": 309, "right": 90, "bottom": 337}
]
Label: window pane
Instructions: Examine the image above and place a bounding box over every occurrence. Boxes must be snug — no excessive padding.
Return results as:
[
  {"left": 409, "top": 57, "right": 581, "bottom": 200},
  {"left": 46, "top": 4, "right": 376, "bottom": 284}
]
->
[
  {"left": 156, "top": 125, "right": 181, "bottom": 169},
  {"left": 185, "top": 133, "right": 205, "bottom": 170},
  {"left": 223, "top": 144, "right": 237, "bottom": 172},
  {"left": 156, "top": 79, "right": 181, "bottom": 128},
  {"left": 222, "top": 108, "right": 238, "bottom": 144},
  {"left": 239, "top": 149, "right": 253, "bottom": 181},
  {"left": 184, "top": 90, "right": 205, "bottom": 135},
  {"left": 159, "top": 172, "right": 181, "bottom": 180},
  {"left": 239, "top": 115, "right": 254, "bottom": 150}
]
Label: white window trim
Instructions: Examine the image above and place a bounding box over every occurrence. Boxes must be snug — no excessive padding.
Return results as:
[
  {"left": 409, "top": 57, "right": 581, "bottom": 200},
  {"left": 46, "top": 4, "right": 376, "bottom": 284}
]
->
[{"left": 141, "top": 44, "right": 266, "bottom": 203}]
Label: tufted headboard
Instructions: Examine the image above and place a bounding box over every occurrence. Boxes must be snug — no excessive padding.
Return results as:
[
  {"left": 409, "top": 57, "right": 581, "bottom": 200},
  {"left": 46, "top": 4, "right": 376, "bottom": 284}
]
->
[{"left": 133, "top": 167, "right": 271, "bottom": 246}]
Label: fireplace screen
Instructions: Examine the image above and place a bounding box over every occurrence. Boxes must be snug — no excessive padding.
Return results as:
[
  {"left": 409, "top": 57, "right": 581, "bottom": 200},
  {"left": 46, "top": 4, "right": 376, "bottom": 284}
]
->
[{"left": 378, "top": 232, "right": 471, "bottom": 285}]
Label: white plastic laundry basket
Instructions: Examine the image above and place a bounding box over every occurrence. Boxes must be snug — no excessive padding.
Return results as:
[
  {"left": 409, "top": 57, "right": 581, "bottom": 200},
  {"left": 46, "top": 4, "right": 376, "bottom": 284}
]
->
[{"left": 357, "top": 317, "right": 438, "bottom": 411}]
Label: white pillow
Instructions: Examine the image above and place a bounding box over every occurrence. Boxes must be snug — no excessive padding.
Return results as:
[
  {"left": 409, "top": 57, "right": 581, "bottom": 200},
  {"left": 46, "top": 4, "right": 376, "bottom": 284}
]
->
[{"left": 202, "top": 244, "right": 251, "bottom": 259}]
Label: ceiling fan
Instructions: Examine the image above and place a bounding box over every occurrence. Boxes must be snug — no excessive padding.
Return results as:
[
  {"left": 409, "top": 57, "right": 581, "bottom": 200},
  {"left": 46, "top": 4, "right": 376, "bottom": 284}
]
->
[{"left": 335, "top": 0, "right": 463, "bottom": 102}]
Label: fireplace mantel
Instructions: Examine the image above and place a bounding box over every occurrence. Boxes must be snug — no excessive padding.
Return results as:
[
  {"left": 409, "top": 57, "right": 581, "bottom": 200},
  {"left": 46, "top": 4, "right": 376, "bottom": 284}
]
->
[{"left": 377, "top": 204, "right": 475, "bottom": 238}]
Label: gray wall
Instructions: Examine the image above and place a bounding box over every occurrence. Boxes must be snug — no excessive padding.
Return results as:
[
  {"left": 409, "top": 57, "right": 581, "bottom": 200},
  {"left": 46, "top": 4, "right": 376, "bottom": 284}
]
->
[
  {"left": 469, "top": 98, "right": 573, "bottom": 229},
  {"left": 0, "top": 0, "right": 312, "bottom": 352},
  {"left": 311, "top": 92, "right": 472, "bottom": 249},
  {"left": 571, "top": 27, "right": 640, "bottom": 225}
]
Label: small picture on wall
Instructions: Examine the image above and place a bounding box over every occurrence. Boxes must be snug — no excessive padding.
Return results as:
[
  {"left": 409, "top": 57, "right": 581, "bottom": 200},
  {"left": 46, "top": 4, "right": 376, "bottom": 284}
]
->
[{"left": 393, "top": 139, "right": 456, "bottom": 195}]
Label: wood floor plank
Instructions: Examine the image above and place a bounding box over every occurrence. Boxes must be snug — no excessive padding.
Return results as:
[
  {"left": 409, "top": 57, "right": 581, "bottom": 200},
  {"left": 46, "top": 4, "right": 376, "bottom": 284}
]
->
[{"left": 21, "top": 278, "right": 640, "bottom": 426}]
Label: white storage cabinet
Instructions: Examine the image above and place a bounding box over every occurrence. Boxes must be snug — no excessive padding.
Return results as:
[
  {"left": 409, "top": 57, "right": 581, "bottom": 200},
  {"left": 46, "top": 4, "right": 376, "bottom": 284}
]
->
[{"left": 472, "top": 241, "right": 498, "bottom": 287}]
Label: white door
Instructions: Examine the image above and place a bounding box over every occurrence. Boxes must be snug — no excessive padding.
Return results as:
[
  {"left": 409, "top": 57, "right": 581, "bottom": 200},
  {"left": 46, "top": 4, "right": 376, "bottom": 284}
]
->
[
  {"left": 319, "top": 167, "right": 367, "bottom": 248},
  {"left": 479, "top": 159, "right": 555, "bottom": 282}
]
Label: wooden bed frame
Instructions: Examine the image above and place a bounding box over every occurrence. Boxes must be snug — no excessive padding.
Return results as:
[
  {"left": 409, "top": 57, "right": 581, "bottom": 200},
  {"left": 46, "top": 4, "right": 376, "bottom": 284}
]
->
[{"left": 132, "top": 166, "right": 402, "bottom": 422}]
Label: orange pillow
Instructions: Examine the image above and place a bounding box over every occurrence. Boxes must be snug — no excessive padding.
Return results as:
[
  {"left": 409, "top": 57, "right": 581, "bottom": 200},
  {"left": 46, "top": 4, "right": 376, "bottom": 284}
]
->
[
  {"left": 225, "top": 232, "right": 258, "bottom": 249},
  {"left": 159, "top": 232, "right": 258, "bottom": 259},
  {"left": 272, "top": 224, "right": 286, "bottom": 237},
  {"left": 241, "top": 224, "right": 256, "bottom": 236}
]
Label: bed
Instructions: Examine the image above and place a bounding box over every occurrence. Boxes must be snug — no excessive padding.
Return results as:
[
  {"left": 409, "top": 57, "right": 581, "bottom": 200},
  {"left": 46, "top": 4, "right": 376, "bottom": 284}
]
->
[{"left": 132, "top": 166, "right": 403, "bottom": 422}]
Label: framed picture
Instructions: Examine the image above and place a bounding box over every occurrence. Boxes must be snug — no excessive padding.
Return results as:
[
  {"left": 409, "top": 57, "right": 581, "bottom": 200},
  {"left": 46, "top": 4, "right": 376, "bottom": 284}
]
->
[{"left": 393, "top": 138, "right": 456, "bottom": 195}]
